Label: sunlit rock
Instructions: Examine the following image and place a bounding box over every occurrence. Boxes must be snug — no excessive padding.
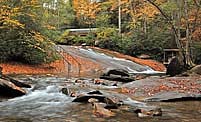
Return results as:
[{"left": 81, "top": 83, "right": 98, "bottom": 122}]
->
[
  {"left": 190, "top": 65, "right": 201, "bottom": 75},
  {"left": 88, "top": 98, "right": 115, "bottom": 117},
  {"left": 134, "top": 108, "right": 162, "bottom": 117}
]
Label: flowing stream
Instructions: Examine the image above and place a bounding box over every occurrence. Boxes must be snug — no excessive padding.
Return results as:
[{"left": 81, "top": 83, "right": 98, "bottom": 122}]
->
[
  {"left": 0, "top": 46, "right": 200, "bottom": 122},
  {"left": 0, "top": 76, "right": 201, "bottom": 122}
]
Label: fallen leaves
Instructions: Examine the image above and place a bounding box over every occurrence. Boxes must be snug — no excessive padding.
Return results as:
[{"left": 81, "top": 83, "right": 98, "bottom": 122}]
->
[{"left": 144, "top": 78, "right": 201, "bottom": 96}]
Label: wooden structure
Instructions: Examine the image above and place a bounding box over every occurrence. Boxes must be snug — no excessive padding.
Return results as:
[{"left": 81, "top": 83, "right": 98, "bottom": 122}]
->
[
  {"left": 163, "top": 49, "right": 180, "bottom": 65},
  {"left": 68, "top": 28, "right": 98, "bottom": 36}
]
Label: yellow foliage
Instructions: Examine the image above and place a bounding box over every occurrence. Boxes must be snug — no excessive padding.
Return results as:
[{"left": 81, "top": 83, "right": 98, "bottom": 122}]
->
[
  {"left": 31, "top": 31, "right": 45, "bottom": 42},
  {"left": 73, "top": 0, "right": 101, "bottom": 24},
  {"left": 44, "top": 24, "right": 56, "bottom": 30}
]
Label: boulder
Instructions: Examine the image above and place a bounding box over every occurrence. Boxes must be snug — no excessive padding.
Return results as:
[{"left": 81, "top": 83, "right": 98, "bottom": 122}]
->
[
  {"left": 190, "top": 65, "right": 201, "bottom": 75},
  {"left": 0, "top": 78, "right": 26, "bottom": 97},
  {"left": 93, "top": 102, "right": 116, "bottom": 117},
  {"left": 61, "top": 88, "right": 69, "bottom": 95},
  {"left": 72, "top": 90, "right": 121, "bottom": 108},
  {"left": 72, "top": 95, "right": 106, "bottom": 103},
  {"left": 103, "top": 69, "right": 129, "bottom": 77},
  {"left": 100, "top": 75, "right": 134, "bottom": 83},
  {"left": 88, "top": 98, "right": 116, "bottom": 117},
  {"left": 87, "top": 90, "right": 103, "bottom": 95},
  {"left": 166, "top": 57, "right": 184, "bottom": 76},
  {"left": 1, "top": 75, "right": 31, "bottom": 88},
  {"left": 134, "top": 108, "right": 162, "bottom": 117},
  {"left": 100, "top": 69, "right": 134, "bottom": 82}
]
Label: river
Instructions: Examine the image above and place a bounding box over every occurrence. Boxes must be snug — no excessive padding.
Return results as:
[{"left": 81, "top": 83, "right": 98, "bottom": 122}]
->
[
  {"left": 0, "top": 46, "right": 200, "bottom": 122},
  {"left": 0, "top": 75, "right": 201, "bottom": 122}
]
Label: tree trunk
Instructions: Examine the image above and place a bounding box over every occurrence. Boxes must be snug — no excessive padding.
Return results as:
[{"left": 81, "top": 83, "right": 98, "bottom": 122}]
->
[
  {"left": 184, "top": 0, "right": 194, "bottom": 67},
  {"left": 145, "top": 0, "right": 185, "bottom": 65}
]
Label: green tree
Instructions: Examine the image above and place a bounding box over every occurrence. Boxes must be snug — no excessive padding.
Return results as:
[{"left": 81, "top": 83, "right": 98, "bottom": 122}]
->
[{"left": 0, "top": 0, "right": 59, "bottom": 64}]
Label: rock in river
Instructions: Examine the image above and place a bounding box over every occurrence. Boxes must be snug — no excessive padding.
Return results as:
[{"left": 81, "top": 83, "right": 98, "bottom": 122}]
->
[
  {"left": 102, "top": 69, "right": 130, "bottom": 77},
  {"left": 0, "top": 78, "right": 26, "bottom": 97},
  {"left": 166, "top": 57, "right": 184, "bottom": 76}
]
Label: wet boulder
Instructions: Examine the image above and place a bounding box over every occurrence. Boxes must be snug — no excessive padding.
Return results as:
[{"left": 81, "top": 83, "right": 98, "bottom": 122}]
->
[
  {"left": 93, "top": 79, "right": 119, "bottom": 86},
  {"left": 102, "top": 69, "right": 130, "bottom": 77},
  {"left": 1, "top": 75, "right": 31, "bottom": 88},
  {"left": 61, "top": 88, "right": 69, "bottom": 95},
  {"left": 87, "top": 90, "right": 103, "bottom": 95},
  {"left": 134, "top": 108, "right": 162, "bottom": 117},
  {"left": 88, "top": 98, "right": 116, "bottom": 117},
  {"left": 0, "top": 78, "right": 26, "bottom": 97},
  {"left": 100, "top": 69, "right": 134, "bottom": 82},
  {"left": 100, "top": 75, "right": 134, "bottom": 83},
  {"left": 72, "top": 95, "right": 106, "bottom": 103},
  {"left": 72, "top": 90, "right": 121, "bottom": 108},
  {"left": 61, "top": 87, "right": 76, "bottom": 97},
  {"left": 166, "top": 57, "right": 184, "bottom": 76}
]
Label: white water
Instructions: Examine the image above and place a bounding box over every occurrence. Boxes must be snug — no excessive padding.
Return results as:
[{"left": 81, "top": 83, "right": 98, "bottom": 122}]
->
[
  {"left": 62, "top": 46, "right": 164, "bottom": 74},
  {"left": 0, "top": 77, "right": 74, "bottom": 122}
]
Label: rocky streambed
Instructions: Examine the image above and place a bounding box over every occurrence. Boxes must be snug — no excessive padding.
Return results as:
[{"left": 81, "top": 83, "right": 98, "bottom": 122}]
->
[
  {"left": 0, "top": 46, "right": 201, "bottom": 122},
  {"left": 0, "top": 74, "right": 201, "bottom": 122}
]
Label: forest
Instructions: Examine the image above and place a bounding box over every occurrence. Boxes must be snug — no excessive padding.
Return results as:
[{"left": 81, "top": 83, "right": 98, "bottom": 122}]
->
[
  {"left": 0, "top": 0, "right": 201, "bottom": 65},
  {"left": 1, "top": 1, "right": 201, "bottom": 121}
]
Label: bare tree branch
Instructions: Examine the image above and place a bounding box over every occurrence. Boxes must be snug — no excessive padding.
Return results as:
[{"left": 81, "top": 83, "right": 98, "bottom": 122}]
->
[
  {"left": 145, "top": 0, "right": 186, "bottom": 65},
  {"left": 145, "top": 0, "right": 181, "bottom": 49}
]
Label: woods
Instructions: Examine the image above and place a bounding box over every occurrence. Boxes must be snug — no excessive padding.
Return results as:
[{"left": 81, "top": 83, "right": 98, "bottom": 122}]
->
[
  {"left": 1, "top": 1, "right": 201, "bottom": 121},
  {"left": 0, "top": 0, "right": 59, "bottom": 64},
  {"left": 0, "top": 0, "right": 201, "bottom": 65}
]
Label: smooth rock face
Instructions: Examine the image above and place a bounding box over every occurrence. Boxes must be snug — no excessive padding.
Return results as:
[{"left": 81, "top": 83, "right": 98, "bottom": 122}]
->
[
  {"left": 0, "top": 78, "right": 26, "bottom": 97},
  {"left": 190, "top": 65, "right": 201, "bottom": 75},
  {"left": 144, "top": 91, "right": 201, "bottom": 102}
]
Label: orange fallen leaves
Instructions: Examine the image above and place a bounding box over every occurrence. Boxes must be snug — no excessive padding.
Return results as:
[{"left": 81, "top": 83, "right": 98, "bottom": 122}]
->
[
  {"left": 144, "top": 78, "right": 201, "bottom": 96},
  {"left": 0, "top": 60, "right": 65, "bottom": 75},
  {"left": 0, "top": 51, "right": 102, "bottom": 76}
]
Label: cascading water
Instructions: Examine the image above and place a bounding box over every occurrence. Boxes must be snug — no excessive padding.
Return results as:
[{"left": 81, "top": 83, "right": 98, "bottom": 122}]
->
[
  {"left": 61, "top": 46, "right": 165, "bottom": 75},
  {"left": 0, "top": 76, "right": 74, "bottom": 122},
  {"left": 1, "top": 46, "right": 199, "bottom": 122}
]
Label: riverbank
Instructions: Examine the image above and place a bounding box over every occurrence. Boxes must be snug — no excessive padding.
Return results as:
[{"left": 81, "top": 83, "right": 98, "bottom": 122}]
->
[{"left": 0, "top": 60, "right": 65, "bottom": 75}]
